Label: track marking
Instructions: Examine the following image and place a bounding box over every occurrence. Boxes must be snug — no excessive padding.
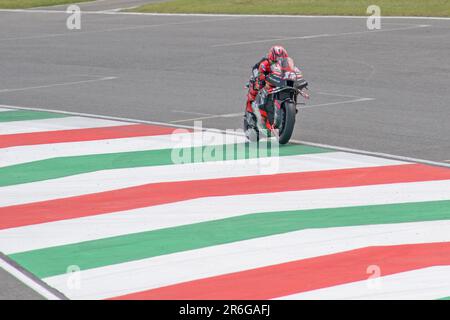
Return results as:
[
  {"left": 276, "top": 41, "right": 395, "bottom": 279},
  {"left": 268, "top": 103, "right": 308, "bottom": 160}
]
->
[
  {"left": 278, "top": 266, "right": 450, "bottom": 300},
  {"left": 0, "top": 152, "right": 401, "bottom": 207},
  {"left": 42, "top": 222, "right": 450, "bottom": 299},
  {"left": 0, "top": 131, "right": 235, "bottom": 168},
  {"left": 317, "top": 91, "right": 373, "bottom": 99},
  {"left": 290, "top": 139, "right": 450, "bottom": 169},
  {"left": 170, "top": 91, "right": 375, "bottom": 122},
  {"left": 0, "top": 124, "right": 177, "bottom": 149},
  {"left": 0, "top": 253, "right": 64, "bottom": 300},
  {"left": 109, "top": 241, "right": 450, "bottom": 300},
  {"left": 0, "top": 115, "right": 127, "bottom": 135},
  {"left": 171, "top": 110, "right": 214, "bottom": 116},
  {"left": 1, "top": 104, "right": 449, "bottom": 168},
  {"left": 2, "top": 180, "right": 449, "bottom": 254},
  {"left": 0, "top": 17, "right": 243, "bottom": 42},
  {"left": 298, "top": 97, "right": 375, "bottom": 109},
  {"left": 212, "top": 24, "right": 431, "bottom": 47},
  {"left": 0, "top": 9, "right": 449, "bottom": 20},
  {"left": 1, "top": 105, "right": 449, "bottom": 298},
  {"left": 170, "top": 97, "right": 375, "bottom": 122},
  {"left": 170, "top": 112, "right": 242, "bottom": 123},
  {"left": 0, "top": 76, "right": 117, "bottom": 94}
]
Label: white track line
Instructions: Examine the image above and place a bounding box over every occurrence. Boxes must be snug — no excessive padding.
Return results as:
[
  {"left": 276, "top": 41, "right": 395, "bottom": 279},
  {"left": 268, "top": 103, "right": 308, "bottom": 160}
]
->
[
  {"left": 0, "top": 255, "right": 62, "bottom": 300},
  {"left": 42, "top": 219, "right": 450, "bottom": 299},
  {"left": 212, "top": 24, "right": 430, "bottom": 47},
  {"left": 277, "top": 266, "right": 450, "bottom": 300},
  {"left": 2, "top": 179, "right": 450, "bottom": 255},
  {"left": 2, "top": 104, "right": 449, "bottom": 168},
  {"left": 0, "top": 152, "right": 404, "bottom": 207},
  {"left": 291, "top": 139, "right": 450, "bottom": 169},
  {"left": 0, "top": 107, "right": 12, "bottom": 112},
  {"left": 0, "top": 77, "right": 117, "bottom": 93},
  {"left": 171, "top": 92, "right": 375, "bottom": 122},
  {"left": 0, "top": 116, "right": 127, "bottom": 135},
  {"left": 0, "top": 9, "right": 449, "bottom": 20},
  {"left": 170, "top": 112, "right": 243, "bottom": 123},
  {"left": 170, "top": 98, "right": 375, "bottom": 123},
  {"left": 0, "top": 131, "right": 246, "bottom": 167},
  {"left": 316, "top": 91, "right": 374, "bottom": 99},
  {"left": 300, "top": 98, "right": 375, "bottom": 109},
  {"left": 172, "top": 110, "right": 214, "bottom": 116},
  {"left": 0, "top": 17, "right": 242, "bottom": 42}
]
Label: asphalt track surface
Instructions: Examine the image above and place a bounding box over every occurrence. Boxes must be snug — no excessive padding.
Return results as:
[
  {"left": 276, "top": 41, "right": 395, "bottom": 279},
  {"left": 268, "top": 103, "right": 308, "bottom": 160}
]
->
[
  {"left": 0, "top": 3, "right": 449, "bottom": 299},
  {"left": 0, "top": 265, "right": 44, "bottom": 299}
]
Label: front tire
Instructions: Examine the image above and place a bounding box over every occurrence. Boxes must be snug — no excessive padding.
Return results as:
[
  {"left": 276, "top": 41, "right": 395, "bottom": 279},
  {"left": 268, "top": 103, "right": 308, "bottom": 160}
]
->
[{"left": 278, "top": 102, "right": 296, "bottom": 144}]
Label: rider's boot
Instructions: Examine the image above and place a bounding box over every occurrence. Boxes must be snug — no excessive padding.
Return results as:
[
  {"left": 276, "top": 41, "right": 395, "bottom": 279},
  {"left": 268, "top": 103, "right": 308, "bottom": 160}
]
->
[
  {"left": 253, "top": 90, "right": 272, "bottom": 136},
  {"left": 244, "top": 109, "right": 259, "bottom": 142}
]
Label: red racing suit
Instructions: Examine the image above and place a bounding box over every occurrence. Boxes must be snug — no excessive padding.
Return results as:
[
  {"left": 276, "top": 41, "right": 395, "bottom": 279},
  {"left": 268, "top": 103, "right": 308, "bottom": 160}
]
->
[{"left": 246, "top": 57, "right": 273, "bottom": 128}]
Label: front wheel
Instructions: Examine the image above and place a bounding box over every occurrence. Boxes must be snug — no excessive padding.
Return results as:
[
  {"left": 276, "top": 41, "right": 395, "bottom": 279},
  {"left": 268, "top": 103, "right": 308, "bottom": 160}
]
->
[{"left": 278, "top": 102, "right": 297, "bottom": 144}]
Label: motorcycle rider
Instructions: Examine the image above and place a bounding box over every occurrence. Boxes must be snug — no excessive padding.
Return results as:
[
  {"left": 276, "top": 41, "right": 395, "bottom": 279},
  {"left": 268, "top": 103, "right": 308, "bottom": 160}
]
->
[{"left": 246, "top": 45, "right": 306, "bottom": 131}]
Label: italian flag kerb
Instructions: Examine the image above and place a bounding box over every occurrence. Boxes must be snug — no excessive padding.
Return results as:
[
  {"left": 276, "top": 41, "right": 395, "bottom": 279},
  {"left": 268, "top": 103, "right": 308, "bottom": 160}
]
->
[{"left": 1, "top": 109, "right": 450, "bottom": 300}]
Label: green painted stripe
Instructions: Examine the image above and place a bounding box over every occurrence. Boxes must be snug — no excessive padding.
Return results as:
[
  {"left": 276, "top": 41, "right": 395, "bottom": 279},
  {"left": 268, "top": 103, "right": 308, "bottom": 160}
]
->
[
  {"left": 438, "top": 296, "right": 450, "bottom": 300},
  {"left": 0, "top": 143, "right": 330, "bottom": 187},
  {"left": 10, "top": 200, "right": 450, "bottom": 278},
  {"left": 0, "top": 110, "right": 68, "bottom": 122}
]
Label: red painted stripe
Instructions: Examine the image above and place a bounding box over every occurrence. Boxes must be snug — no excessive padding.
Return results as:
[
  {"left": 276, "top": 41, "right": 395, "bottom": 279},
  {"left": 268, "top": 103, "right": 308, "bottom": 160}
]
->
[
  {"left": 111, "top": 242, "right": 450, "bottom": 300},
  {"left": 0, "top": 124, "right": 180, "bottom": 148},
  {"left": 1, "top": 164, "right": 450, "bottom": 230}
]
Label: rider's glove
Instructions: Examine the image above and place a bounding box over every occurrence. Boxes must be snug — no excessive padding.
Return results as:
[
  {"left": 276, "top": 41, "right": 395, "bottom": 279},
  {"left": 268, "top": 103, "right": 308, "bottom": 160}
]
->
[{"left": 296, "top": 79, "right": 308, "bottom": 90}]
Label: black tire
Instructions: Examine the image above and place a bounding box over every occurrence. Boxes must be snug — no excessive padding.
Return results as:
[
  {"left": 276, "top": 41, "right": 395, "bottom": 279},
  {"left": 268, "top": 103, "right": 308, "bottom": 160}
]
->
[{"left": 278, "top": 102, "right": 296, "bottom": 144}]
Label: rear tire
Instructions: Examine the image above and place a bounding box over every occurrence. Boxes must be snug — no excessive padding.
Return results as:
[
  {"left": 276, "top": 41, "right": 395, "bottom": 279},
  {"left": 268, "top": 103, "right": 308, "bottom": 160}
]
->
[{"left": 278, "top": 102, "right": 296, "bottom": 144}]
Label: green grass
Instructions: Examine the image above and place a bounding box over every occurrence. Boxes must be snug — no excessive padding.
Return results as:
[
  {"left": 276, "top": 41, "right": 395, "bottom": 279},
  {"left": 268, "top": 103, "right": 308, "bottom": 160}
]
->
[
  {"left": 131, "top": 0, "right": 450, "bottom": 17},
  {"left": 0, "top": 0, "right": 91, "bottom": 9}
]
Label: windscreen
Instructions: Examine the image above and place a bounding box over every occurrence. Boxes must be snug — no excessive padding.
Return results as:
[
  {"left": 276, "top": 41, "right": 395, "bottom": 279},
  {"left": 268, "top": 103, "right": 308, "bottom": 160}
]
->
[{"left": 278, "top": 57, "right": 295, "bottom": 72}]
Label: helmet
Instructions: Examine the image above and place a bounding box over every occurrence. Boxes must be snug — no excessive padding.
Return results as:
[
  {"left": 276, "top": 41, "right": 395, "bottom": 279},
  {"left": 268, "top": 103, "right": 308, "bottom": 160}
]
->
[{"left": 268, "top": 45, "right": 288, "bottom": 63}]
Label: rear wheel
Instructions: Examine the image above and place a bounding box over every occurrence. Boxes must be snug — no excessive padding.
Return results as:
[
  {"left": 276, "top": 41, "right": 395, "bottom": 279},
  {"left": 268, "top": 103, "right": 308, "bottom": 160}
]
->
[{"left": 278, "top": 102, "right": 296, "bottom": 144}]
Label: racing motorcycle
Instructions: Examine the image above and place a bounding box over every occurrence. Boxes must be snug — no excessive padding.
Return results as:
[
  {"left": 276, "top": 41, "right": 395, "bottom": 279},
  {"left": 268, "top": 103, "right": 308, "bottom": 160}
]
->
[{"left": 244, "top": 57, "right": 309, "bottom": 144}]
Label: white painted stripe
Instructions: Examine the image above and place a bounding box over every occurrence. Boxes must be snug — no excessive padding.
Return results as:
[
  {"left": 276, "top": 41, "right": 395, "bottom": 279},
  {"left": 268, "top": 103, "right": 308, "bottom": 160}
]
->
[
  {"left": 0, "top": 152, "right": 405, "bottom": 207},
  {"left": 0, "top": 256, "right": 61, "bottom": 300},
  {"left": 0, "top": 116, "right": 126, "bottom": 135},
  {"left": 292, "top": 139, "right": 450, "bottom": 169},
  {"left": 42, "top": 220, "right": 450, "bottom": 299},
  {"left": 0, "top": 131, "right": 246, "bottom": 167},
  {"left": 1, "top": 9, "right": 449, "bottom": 20},
  {"left": 212, "top": 24, "right": 429, "bottom": 47},
  {"left": 3, "top": 104, "right": 450, "bottom": 169},
  {"left": 0, "top": 77, "right": 117, "bottom": 94},
  {"left": 0, "top": 107, "right": 12, "bottom": 112},
  {"left": 171, "top": 98, "right": 375, "bottom": 123},
  {"left": 277, "top": 266, "right": 450, "bottom": 300},
  {"left": 0, "top": 16, "right": 241, "bottom": 42},
  {"left": 2, "top": 179, "right": 449, "bottom": 254}
]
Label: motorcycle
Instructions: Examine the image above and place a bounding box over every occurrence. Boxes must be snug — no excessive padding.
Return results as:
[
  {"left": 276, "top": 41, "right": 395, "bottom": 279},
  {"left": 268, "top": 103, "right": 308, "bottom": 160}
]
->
[{"left": 244, "top": 57, "right": 309, "bottom": 145}]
